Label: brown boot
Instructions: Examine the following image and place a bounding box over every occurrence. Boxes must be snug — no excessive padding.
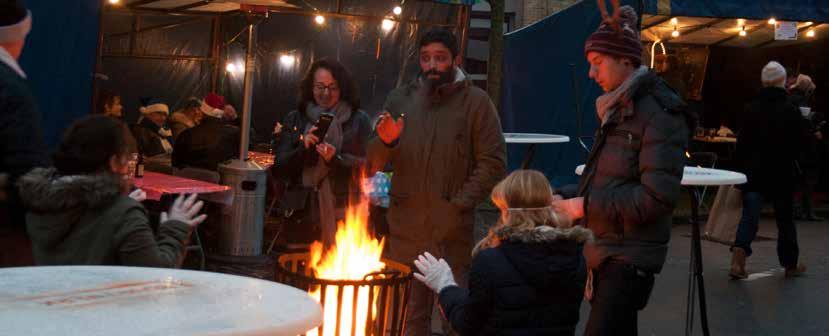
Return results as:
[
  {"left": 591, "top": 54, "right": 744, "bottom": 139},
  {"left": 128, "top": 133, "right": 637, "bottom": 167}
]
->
[
  {"left": 785, "top": 263, "right": 807, "bottom": 277},
  {"left": 729, "top": 247, "right": 748, "bottom": 279}
]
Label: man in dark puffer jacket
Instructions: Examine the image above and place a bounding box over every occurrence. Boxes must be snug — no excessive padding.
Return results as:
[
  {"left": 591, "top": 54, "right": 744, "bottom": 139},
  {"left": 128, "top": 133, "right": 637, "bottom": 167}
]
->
[{"left": 553, "top": 5, "right": 692, "bottom": 336}]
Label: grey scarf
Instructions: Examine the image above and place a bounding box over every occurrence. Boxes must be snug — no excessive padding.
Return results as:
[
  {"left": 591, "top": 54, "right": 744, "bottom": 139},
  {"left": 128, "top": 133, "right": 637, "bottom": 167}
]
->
[
  {"left": 302, "top": 102, "right": 353, "bottom": 246},
  {"left": 595, "top": 66, "right": 650, "bottom": 125}
]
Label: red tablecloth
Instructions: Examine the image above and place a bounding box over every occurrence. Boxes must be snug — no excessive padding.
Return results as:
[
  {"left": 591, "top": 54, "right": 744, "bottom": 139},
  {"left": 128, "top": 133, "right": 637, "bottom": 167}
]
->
[{"left": 134, "top": 172, "right": 231, "bottom": 201}]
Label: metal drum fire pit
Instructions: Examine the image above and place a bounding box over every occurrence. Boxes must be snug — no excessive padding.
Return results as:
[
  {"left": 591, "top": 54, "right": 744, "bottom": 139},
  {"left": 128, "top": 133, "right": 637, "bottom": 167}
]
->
[{"left": 276, "top": 253, "right": 412, "bottom": 336}]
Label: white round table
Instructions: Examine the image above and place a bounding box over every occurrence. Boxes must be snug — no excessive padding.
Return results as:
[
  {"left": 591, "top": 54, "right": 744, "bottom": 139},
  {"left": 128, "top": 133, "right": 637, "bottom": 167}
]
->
[
  {"left": 574, "top": 165, "right": 746, "bottom": 186},
  {"left": 504, "top": 133, "right": 570, "bottom": 168},
  {"left": 0, "top": 266, "right": 322, "bottom": 336},
  {"left": 573, "top": 164, "right": 745, "bottom": 336}
]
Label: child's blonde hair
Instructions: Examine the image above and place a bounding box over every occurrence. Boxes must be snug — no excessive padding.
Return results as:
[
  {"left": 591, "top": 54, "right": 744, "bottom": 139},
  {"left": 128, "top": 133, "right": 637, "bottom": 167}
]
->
[{"left": 473, "top": 170, "right": 569, "bottom": 255}]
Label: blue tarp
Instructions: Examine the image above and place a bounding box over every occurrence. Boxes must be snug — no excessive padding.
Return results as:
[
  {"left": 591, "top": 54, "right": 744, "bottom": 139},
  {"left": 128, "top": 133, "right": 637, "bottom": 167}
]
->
[
  {"left": 500, "top": 0, "right": 829, "bottom": 185},
  {"left": 642, "top": 0, "right": 829, "bottom": 22},
  {"left": 20, "top": 0, "right": 101, "bottom": 148}
]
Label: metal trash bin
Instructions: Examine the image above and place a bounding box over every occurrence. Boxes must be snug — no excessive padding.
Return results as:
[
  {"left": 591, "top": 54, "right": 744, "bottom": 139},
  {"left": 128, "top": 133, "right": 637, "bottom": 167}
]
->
[{"left": 217, "top": 160, "right": 267, "bottom": 256}]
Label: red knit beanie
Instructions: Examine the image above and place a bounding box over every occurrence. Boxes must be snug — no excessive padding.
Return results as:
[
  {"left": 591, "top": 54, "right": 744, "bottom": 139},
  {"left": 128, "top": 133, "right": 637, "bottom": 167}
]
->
[
  {"left": 584, "top": 5, "right": 642, "bottom": 65},
  {"left": 204, "top": 92, "right": 225, "bottom": 109}
]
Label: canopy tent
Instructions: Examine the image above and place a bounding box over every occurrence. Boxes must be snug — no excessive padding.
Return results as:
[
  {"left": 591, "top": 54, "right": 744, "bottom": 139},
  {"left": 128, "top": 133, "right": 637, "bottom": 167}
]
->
[
  {"left": 500, "top": 0, "right": 829, "bottom": 184},
  {"left": 95, "top": 0, "right": 470, "bottom": 148}
]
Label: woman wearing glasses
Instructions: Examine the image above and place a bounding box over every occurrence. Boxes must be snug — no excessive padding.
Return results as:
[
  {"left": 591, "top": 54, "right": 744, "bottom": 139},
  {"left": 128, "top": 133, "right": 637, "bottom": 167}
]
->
[{"left": 273, "top": 58, "right": 371, "bottom": 247}]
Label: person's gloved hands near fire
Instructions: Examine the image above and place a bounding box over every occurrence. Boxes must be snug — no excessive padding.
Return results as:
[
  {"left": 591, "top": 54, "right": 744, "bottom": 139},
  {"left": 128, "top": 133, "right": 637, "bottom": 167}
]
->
[{"left": 413, "top": 252, "right": 457, "bottom": 293}]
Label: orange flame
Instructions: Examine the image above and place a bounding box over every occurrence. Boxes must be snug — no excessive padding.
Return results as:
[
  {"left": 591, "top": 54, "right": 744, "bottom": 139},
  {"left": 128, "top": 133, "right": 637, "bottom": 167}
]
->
[{"left": 307, "top": 192, "right": 386, "bottom": 336}]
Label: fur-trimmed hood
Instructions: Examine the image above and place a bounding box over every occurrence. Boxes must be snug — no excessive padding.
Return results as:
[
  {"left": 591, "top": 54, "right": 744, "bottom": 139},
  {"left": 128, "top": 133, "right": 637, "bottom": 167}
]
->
[
  {"left": 169, "top": 110, "right": 197, "bottom": 129},
  {"left": 475, "top": 225, "right": 593, "bottom": 289},
  {"left": 17, "top": 168, "right": 122, "bottom": 213}
]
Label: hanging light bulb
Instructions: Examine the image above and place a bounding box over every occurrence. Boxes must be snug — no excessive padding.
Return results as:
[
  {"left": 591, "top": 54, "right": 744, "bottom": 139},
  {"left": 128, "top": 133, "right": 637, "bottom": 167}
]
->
[
  {"left": 381, "top": 19, "right": 395, "bottom": 31},
  {"left": 806, "top": 21, "right": 814, "bottom": 26},
  {"left": 670, "top": 17, "right": 678, "bottom": 25},
  {"left": 807, "top": 29, "right": 816, "bottom": 38},
  {"left": 768, "top": 18, "right": 776, "bottom": 25},
  {"left": 671, "top": 27, "right": 680, "bottom": 37},
  {"left": 314, "top": 15, "right": 325, "bottom": 25},
  {"left": 739, "top": 27, "right": 747, "bottom": 37},
  {"left": 225, "top": 62, "right": 237, "bottom": 74},
  {"left": 108, "top": 0, "right": 120, "bottom": 4},
  {"left": 393, "top": 6, "right": 403, "bottom": 16},
  {"left": 280, "top": 54, "right": 296, "bottom": 68}
]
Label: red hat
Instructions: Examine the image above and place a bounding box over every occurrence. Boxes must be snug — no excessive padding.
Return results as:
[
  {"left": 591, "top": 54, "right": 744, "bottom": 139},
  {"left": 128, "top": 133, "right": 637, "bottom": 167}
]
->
[
  {"left": 204, "top": 93, "right": 225, "bottom": 109},
  {"left": 584, "top": 5, "right": 642, "bottom": 65}
]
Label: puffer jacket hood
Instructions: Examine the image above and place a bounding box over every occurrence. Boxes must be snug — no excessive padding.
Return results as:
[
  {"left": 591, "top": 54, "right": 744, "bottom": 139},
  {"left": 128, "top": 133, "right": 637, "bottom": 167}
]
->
[
  {"left": 477, "top": 225, "right": 593, "bottom": 288},
  {"left": 17, "top": 168, "right": 122, "bottom": 247}
]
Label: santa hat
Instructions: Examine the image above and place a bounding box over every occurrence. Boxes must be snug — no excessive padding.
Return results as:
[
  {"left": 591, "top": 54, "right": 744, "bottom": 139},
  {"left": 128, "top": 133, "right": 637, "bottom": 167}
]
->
[
  {"left": 585, "top": 5, "right": 642, "bottom": 65},
  {"left": 0, "top": 0, "right": 30, "bottom": 44},
  {"left": 761, "top": 61, "right": 787, "bottom": 88},
  {"left": 200, "top": 100, "right": 224, "bottom": 118},
  {"left": 204, "top": 93, "right": 226, "bottom": 109},
  {"left": 139, "top": 97, "right": 169, "bottom": 116}
]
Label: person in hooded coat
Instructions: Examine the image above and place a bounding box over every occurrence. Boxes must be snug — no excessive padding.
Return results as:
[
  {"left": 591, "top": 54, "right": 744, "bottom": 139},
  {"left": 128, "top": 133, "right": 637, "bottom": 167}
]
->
[
  {"left": 413, "top": 170, "right": 592, "bottom": 336},
  {"left": 18, "top": 116, "right": 207, "bottom": 267}
]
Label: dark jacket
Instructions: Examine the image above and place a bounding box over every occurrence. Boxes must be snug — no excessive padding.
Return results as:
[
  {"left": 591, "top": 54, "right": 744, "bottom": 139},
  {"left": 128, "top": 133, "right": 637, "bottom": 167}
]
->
[
  {"left": 439, "top": 225, "right": 592, "bottom": 336},
  {"left": 18, "top": 168, "right": 193, "bottom": 267},
  {"left": 172, "top": 116, "right": 240, "bottom": 171},
  {"left": 275, "top": 108, "right": 371, "bottom": 207},
  {"left": 575, "top": 71, "right": 691, "bottom": 273},
  {"left": 736, "top": 87, "right": 803, "bottom": 192},
  {"left": 0, "top": 60, "right": 49, "bottom": 230},
  {"left": 367, "top": 70, "right": 507, "bottom": 266},
  {"left": 169, "top": 110, "right": 198, "bottom": 141},
  {"left": 131, "top": 118, "right": 173, "bottom": 157}
]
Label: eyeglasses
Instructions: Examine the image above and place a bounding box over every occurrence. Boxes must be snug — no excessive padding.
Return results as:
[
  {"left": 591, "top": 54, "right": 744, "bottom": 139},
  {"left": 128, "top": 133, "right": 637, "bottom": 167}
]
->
[{"left": 313, "top": 83, "right": 340, "bottom": 92}]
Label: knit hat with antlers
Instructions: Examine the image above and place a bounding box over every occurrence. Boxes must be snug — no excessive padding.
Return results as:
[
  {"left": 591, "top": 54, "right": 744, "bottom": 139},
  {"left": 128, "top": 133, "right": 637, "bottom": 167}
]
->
[{"left": 584, "top": 1, "right": 643, "bottom": 65}]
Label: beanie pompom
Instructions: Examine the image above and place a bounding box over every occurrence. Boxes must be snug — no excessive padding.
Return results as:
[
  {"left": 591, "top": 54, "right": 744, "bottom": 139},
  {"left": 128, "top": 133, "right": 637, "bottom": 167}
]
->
[{"left": 617, "top": 5, "right": 638, "bottom": 30}]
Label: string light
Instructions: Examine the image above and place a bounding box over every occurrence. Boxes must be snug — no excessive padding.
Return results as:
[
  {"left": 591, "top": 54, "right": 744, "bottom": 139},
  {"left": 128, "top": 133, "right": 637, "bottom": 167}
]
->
[
  {"left": 671, "top": 27, "right": 679, "bottom": 37},
  {"left": 280, "top": 54, "right": 296, "bottom": 68},
  {"left": 108, "top": 0, "right": 120, "bottom": 4},
  {"left": 225, "top": 62, "right": 237, "bottom": 73},
  {"left": 806, "top": 21, "right": 814, "bottom": 26},
  {"left": 381, "top": 19, "right": 395, "bottom": 31},
  {"left": 393, "top": 6, "right": 403, "bottom": 16},
  {"left": 768, "top": 18, "right": 776, "bottom": 25},
  {"left": 806, "top": 29, "right": 816, "bottom": 38},
  {"left": 314, "top": 15, "right": 325, "bottom": 25},
  {"left": 670, "top": 17, "right": 678, "bottom": 25},
  {"left": 737, "top": 19, "right": 745, "bottom": 26},
  {"left": 739, "top": 26, "right": 747, "bottom": 37}
]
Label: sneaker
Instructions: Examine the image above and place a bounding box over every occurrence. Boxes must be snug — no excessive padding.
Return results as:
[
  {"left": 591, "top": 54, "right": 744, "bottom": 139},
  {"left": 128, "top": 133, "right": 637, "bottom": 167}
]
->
[
  {"left": 729, "top": 247, "right": 748, "bottom": 279},
  {"left": 785, "top": 263, "right": 807, "bottom": 277}
]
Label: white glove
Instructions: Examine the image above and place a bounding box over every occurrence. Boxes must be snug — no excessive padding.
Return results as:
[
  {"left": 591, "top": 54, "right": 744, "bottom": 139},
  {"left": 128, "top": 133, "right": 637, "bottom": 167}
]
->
[
  {"left": 413, "top": 252, "right": 457, "bottom": 293},
  {"left": 128, "top": 188, "right": 147, "bottom": 202},
  {"left": 161, "top": 193, "right": 207, "bottom": 228}
]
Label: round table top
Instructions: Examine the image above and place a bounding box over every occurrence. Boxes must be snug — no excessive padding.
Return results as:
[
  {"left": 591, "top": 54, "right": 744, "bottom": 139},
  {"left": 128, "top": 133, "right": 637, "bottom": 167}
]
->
[
  {"left": 0, "top": 266, "right": 322, "bottom": 336},
  {"left": 574, "top": 165, "right": 747, "bottom": 186},
  {"left": 504, "top": 133, "right": 570, "bottom": 144}
]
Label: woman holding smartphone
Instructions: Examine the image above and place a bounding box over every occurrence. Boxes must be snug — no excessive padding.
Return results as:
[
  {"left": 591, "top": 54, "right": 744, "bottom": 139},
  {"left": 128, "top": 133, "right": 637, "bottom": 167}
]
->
[{"left": 274, "top": 58, "right": 371, "bottom": 246}]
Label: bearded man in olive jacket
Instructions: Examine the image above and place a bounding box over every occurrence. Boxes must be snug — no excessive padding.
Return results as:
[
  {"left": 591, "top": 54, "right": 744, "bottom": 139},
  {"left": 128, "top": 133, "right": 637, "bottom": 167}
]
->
[{"left": 368, "top": 29, "right": 506, "bottom": 336}]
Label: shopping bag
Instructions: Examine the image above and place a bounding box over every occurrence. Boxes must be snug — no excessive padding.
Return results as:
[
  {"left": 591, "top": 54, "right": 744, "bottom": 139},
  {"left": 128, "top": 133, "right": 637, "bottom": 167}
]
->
[{"left": 704, "top": 185, "right": 743, "bottom": 244}]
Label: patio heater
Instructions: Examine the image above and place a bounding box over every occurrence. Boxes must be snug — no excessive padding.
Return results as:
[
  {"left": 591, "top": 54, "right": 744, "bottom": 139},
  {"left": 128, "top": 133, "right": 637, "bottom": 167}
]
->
[{"left": 217, "top": 16, "right": 266, "bottom": 256}]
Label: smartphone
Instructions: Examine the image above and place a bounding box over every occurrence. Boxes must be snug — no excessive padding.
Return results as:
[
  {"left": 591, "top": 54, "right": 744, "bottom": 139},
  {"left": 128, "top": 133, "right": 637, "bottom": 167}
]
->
[{"left": 312, "top": 113, "right": 334, "bottom": 140}]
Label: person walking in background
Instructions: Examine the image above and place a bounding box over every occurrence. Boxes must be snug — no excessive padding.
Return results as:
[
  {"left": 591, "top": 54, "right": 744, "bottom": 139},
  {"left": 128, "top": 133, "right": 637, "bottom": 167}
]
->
[
  {"left": 368, "top": 28, "right": 507, "bottom": 336},
  {"left": 413, "top": 170, "right": 591, "bottom": 336},
  {"left": 730, "top": 61, "right": 807, "bottom": 279},
  {"left": 0, "top": 0, "right": 49, "bottom": 267},
  {"left": 18, "top": 116, "right": 206, "bottom": 267},
  {"left": 552, "top": 5, "right": 692, "bottom": 335}
]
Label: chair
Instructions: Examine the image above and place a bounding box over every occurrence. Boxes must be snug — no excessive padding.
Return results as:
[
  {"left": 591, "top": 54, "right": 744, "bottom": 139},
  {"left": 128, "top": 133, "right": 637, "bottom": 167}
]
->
[{"left": 172, "top": 167, "right": 221, "bottom": 270}]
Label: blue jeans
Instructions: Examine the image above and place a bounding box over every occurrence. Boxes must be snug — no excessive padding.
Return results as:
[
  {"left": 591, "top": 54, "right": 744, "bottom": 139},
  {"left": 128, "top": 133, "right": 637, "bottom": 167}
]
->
[{"left": 732, "top": 191, "right": 800, "bottom": 268}]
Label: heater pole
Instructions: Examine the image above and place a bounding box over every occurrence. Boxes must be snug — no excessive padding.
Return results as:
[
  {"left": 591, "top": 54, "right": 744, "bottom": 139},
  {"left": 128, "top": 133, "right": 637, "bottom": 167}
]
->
[{"left": 239, "top": 22, "right": 255, "bottom": 161}]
